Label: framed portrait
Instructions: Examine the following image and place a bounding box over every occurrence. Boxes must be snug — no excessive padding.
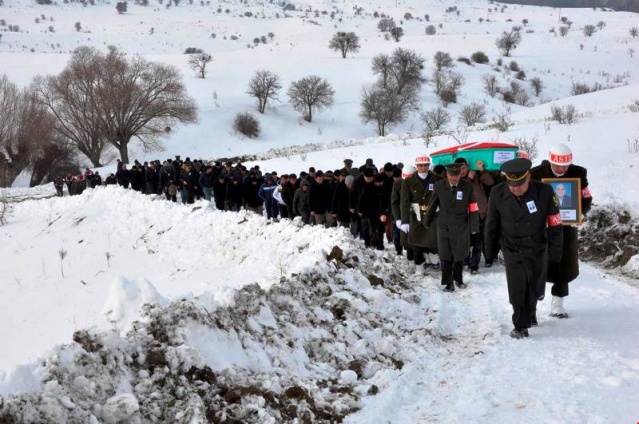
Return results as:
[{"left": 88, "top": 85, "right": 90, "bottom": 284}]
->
[{"left": 542, "top": 178, "right": 582, "bottom": 225}]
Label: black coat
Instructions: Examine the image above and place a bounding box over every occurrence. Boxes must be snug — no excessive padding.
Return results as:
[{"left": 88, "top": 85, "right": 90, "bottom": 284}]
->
[
  {"left": 400, "top": 173, "right": 440, "bottom": 251},
  {"left": 530, "top": 160, "right": 592, "bottom": 284},
  {"left": 485, "top": 181, "right": 563, "bottom": 305},
  {"left": 425, "top": 179, "right": 480, "bottom": 262},
  {"left": 358, "top": 181, "right": 382, "bottom": 219},
  {"left": 331, "top": 181, "right": 352, "bottom": 223},
  {"left": 309, "top": 180, "right": 332, "bottom": 214}
]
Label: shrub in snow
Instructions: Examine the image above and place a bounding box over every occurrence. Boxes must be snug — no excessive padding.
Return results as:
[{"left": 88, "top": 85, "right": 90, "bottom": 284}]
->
[
  {"left": 184, "top": 47, "right": 203, "bottom": 54},
  {"left": 390, "top": 27, "right": 404, "bottom": 42},
  {"left": 530, "top": 77, "right": 544, "bottom": 96},
  {"left": 571, "top": 82, "right": 591, "bottom": 96},
  {"left": 421, "top": 107, "right": 451, "bottom": 132},
  {"left": 628, "top": 99, "right": 639, "bottom": 112},
  {"left": 425, "top": 25, "right": 436, "bottom": 35},
  {"left": 433, "top": 51, "right": 453, "bottom": 71},
  {"left": 457, "top": 56, "right": 471, "bottom": 66},
  {"left": 510, "top": 135, "right": 538, "bottom": 161},
  {"left": 116, "top": 1, "right": 127, "bottom": 14},
  {"left": 233, "top": 112, "right": 260, "bottom": 138},
  {"left": 583, "top": 24, "right": 596, "bottom": 37},
  {"left": 496, "top": 30, "right": 522, "bottom": 57},
  {"left": 471, "top": 51, "right": 489, "bottom": 64},
  {"left": 458, "top": 103, "right": 486, "bottom": 126},
  {"left": 377, "top": 18, "right": 395, "bottom": 32},
  {"left": 438, "top": 89, "right": 457, "bottom": 107}
]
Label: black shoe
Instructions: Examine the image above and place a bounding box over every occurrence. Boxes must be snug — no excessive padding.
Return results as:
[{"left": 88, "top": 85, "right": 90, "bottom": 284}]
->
[
  {"left": 531, "top": 315, "right": 538, "bottom": 327},
  {"left": 485, "top": 260, "right": 493, "bottom": 268},
  {"left": 455, "top": 281, "right": 467, "bottom": 289},
  {"left": 523, "top": 329, "right": 529, "bottom": 337},
  {"left": 443, "top": 284, "right": 455, "bottom": 292},
  {"left": 550, "top": 312, "right": 570, "bottom": 319},
  {"left": 470, "top": 268, "right": 478, "bottom": 275}
]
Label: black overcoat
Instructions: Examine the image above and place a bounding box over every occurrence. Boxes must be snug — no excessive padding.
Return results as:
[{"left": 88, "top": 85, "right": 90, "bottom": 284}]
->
[
  {"left": 425, "top": 179, "right": 480, "bottom": 261},
  {"left": 400, "top": 173, "right": 440, "bottom": 251},
  {"left": 530, "top": 160, "right": 592, "bottom": 285},
  {"left": 485, "top": 181, "right": 564, "bottom": 305}
]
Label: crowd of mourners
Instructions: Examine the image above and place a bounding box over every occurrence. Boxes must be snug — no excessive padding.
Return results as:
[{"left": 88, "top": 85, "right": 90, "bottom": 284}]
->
[{"left": 53, "top": 145, "right": 593, "bottom": 340}]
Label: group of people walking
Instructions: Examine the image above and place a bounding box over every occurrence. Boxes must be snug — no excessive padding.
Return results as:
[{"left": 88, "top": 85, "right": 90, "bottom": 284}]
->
[{"left": 51, "top": 143, "right": 591, "bottom": 340}]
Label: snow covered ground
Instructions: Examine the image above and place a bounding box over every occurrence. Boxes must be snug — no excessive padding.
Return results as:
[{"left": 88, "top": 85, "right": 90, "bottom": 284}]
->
[{"left": 1, "top": 0, "right": 639, "bottom": 421}]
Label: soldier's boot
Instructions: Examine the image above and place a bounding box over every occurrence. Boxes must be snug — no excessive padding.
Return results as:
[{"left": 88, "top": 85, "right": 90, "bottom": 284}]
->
[{"left": 550, "top": 296, "right": 569, "bottom": 319}]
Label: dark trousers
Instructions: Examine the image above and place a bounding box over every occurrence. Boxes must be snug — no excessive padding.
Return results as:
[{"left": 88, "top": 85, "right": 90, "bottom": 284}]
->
[
  {"left": 392, "top": 222, "right": 402, "bottom": 254},
  {"left": 512, "top": 280, "right": 535, "bottom": 330},
  {"left": 361, "top": 218, "right": 384, "bottom": 250},
  {"left": 279, "top": 204, "right": 289, "bottom": 219},
  {"left": 551, "top": 282, "right": 569, "bottom": 297},
  {"left": 468, "top": 217, "right": 486, "bottom": 270},
  {"left": 441, "top": 259, "right": 463, "bottom": 286}
]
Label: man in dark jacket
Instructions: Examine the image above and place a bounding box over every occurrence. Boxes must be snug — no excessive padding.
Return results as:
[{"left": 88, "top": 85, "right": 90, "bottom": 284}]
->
[
  {"left": 309, "top": 170, "right": 334, "bottom": 227},
  {"left": 530, "top": 143, "right": 592, "bottom": 319},
  {"left": 199, "top": 166, "right": 216, "bottom": 202},
  {"left": 485, "top": 158, "right": 563, "bottom": 339},
  {"left": 358, "top": 170, "right": 386, "bottom": 250},
  {"left": 425, "top": 163, "right": 480, "bottom": 292}
]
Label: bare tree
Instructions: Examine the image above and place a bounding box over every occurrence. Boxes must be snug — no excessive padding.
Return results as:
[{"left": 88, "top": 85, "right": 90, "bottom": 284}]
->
[
  {"left": 421, "top": 107, "right": 451, "bottom": 132},
  {"left": 459, "top": 103, "right": 487, "bottom": 126},
  {"left": 371, "top": 53, "right": 391, "bottom": 89},
  {"left": 482, "top": 74, "right": 499, "bottom": 97},
  {"left": 583, "top": 24, "right": 596, "bottom": 37},
  {"left": 287, "top": 75, "right": 334, "bottom": 122},
  {"left": 188, "top": 52, "right": 212, "bottom": 78},
  {"left": 559, "top": 26, "right": 569, "bottom": 36},
  {"left": 390, "top": 27, "right": 404, "bottom": 42},
  {"left": 32, "top": 46, "right": 109, "bottom": 167},
  {"left": 360, "top": 85, "right": 418, "bottom": 136},
  {"left": 431, "top": 70, "right": 446, "bottom": 95},
  {"left": 496, "top": 29, "right": 522, "bottom": 56},
  {"left": 596, "top": 21, "right": 606, "bottom": 30},
  {"left": 433, "top": 51, "right": 453, "bottom": 71},
  {"left": 246, "top": 70, "right": 282, "bottom": 114},
  {"left": 386, "top": 48, "right": 426, "bottom": 95},
  {"left": 95, "top": 48, "right": 198, "bottom": 163},
  {"left": 377, "top": 18, "right": 395, "bottom": 32},
  {"left": 29, "top": 137, "right": 78, "bottom": 187},
  {"left": 530, "top": 76, "right": 543, "bottom": 96},
  {"left": 329, "top": 32, "right": 360, "bottom": 58},
  {"left": 447, "top": 71, "right": 465, "bottom": 95},
  {"left": 631, "top": 27, "right": 638, "bottom": 38},
  {"left": 0, "top": 76, "right": 52, "bottom": 187}
]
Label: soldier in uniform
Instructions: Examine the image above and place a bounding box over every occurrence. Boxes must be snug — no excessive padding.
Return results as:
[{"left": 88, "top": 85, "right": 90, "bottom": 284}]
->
[
  {"left": 530, "top": 143, "right": 593, "bottom": 318},
  {"left": 485, "top": 158, "right": 563, "bottom": 339},
  {"left": 400, "top": 155, "right": 441, "bottom": 275},
  {"left": 425, "top": 163, "right": 480, "bottom": 292}
]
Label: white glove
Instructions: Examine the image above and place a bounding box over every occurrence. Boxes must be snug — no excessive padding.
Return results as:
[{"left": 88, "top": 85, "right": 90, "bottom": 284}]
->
[
  {"left": 395, "top": 220, "right": 402, "bottom": 228},
  {"left": 400, "top": 224, "right": 410, "bottom": 233}
]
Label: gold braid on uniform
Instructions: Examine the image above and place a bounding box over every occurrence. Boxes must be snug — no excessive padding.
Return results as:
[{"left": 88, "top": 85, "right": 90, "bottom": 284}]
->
[{"left": 507, "top": 171, "right": 529, "bottom": 182}]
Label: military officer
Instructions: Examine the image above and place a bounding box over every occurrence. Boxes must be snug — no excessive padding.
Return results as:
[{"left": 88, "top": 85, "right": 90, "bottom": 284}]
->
[
  {"left": 485, "top": 158, "right": 564, "bottom": 339},
  {"left": 424, "top": 163, "right": 480, "bottom": 292}
]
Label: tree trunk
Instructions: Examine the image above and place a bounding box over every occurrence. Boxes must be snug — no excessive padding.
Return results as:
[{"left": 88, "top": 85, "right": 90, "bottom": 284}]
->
[
  {"left": 0, "top": 157, "right": 25, "bottom": 188},
  {"left": 306, "top": 105, "right": 312, "bottom": 123},
  {"left": 117, "top": 141, "right": 130, "bottom": 164}
]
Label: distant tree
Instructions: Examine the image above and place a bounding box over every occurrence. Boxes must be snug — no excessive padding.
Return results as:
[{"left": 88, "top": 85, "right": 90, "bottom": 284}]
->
[
  {"left": 359, "top": 85, "right": 417, "bottom": 136},
  {"left": 482, "top": 74, "right": 499, "bottom": 97},
  {"left": 268, "top": 32, "right": 275, "bottom": 40},
  {"left": 260, "top": 35, "right": 267, "bottom": 44},
  {"left": 246, "top": 70, "right": 282, "bottom": 114},
  {"left": 188, "top": 52, "right": 212, "bottom": 78},
  {"left": 447, "top": 71, "right": 465, "bottom": 95},
  {"left": 116, "top": 1, "right": 127, "bottom": 14},
  {"left": 384, "top": 48, "right": 426, "bottom": 95},
  {"left": 390, "top": 27, "right": 404, "bottom": 42},
  {"left": 75, "top": 22, "right": 82, "bottom": 32},
  {"left": 377, "top": 18, "right": 395, "bottom": 32},
  {"left": 287, "top": 76, "right": 334, "bottom": 122},
  {"left": 459, "top": 103, "right": 487, "bottom": 126},
  {"left": 596, "top": 21, "right": 606, "bottom": 30},
  {"left": 496, "top": 29, "right": 522, "bottom": 56},
  {"left": 403, "top": 12, "right": 413, "bottom": 20},
  {"left": 371, "top": 53, "right": 391, "bottom": 89},
  {"left": 438, "top": 89, "right": 456, "bottom": 107},
  {"left": 424, "top": 14, "right": 430, "bottom": 22},
  {"left": 425, "top": 25, "right": 436, "bottom": 35},
  {"left": 421, "top": 106, "right": 451, "bottom": 132},
  {"left": 431, "top": 70, "right": 446, "bottom": 95},
  {"left": 522, "top": 18, "right": 528, "bottom": 26},
  {"left": 583, "top": 24, "right": 596, "bottom": 37},
  {"left": 559, "top": 26, "right": 569, "bottom": 36},
  {"left": 433, "top": 51, "right": 453, "bottom": 71},
  {"left": 233, "top": 112, "right": 260, "bottom": 138},
  {"left": 631, "top": 27, "right": 638, "bottom": 38},
  {"left": 328, "top": 32, "right": 360, "bottom": 58},
  {"left": 530, "top": 76, "right": 543, "bottom": 96}
]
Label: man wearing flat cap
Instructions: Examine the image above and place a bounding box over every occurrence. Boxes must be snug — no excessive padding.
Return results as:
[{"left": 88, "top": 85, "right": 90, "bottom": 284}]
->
[
  {"left": 485, "top": 158, "right": 563, "bottom": 339},
  {"left": 424, "top": 163, "right": 480, "bottom": 292},
  {"left": 341, "top": 159, "right": 360, "bottom": 178}
]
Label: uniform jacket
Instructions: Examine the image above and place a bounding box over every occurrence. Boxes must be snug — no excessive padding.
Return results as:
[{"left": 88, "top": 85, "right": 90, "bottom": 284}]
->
[
  {"left": 425, "top": 179, "right": 480, "bottom": 261},
  {"left": 530, "top": 160, "right": 592, "bottom": 284},
  {"left": 400, "top": 172, "right": 440, "bottom": 250},
  {"left": 485, "top": 181, "right": 564, "bottom": 305}
]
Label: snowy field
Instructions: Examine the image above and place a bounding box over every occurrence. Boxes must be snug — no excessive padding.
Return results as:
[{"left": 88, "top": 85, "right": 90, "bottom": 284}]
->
[{"left": 1, "top": 0, "right": 639, "bottom": 422}]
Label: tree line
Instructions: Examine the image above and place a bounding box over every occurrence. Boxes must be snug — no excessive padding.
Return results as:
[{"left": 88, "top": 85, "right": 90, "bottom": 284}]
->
[{"left": 496, "top": 0, "right": 639, "bottom": 13}]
